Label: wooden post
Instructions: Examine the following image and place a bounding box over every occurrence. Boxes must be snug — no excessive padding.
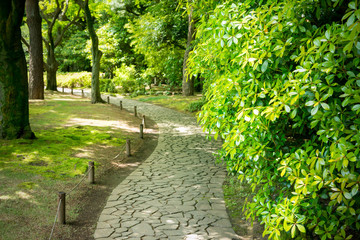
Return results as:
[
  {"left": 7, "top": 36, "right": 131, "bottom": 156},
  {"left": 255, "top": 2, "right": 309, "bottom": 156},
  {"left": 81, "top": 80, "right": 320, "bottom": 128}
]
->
[
  {"left": 58, "top": 192, "right": 66, "bottom": 224},
  {"left": 120, "top": 101, "right": 123, "bottom": 110},
  {"left": 82, "top": 89, "right": 84, "bottom": 97},
  {"left": 140, "top": 124, "right": 144, "bottom": 139},
  {"left": 71, "top": 87, "right": 73, "bottom": 95},
  {"left": 142, "top": 115, "right": 146, "bottom": 128},
  {"left": 107, "top": 96, "right": 110, "bottom": 104},
  {"left": 89, "top": 161, "right": 94, "bottom": 184},
  {"left": 62, "top": 87, "right": 64, "bottom": 93},
  {"left": 126, "top": 139, "right": 131, "bottom": 156},
  {"left": 134, "top": 106, "right": 137, "bottom": 117}
]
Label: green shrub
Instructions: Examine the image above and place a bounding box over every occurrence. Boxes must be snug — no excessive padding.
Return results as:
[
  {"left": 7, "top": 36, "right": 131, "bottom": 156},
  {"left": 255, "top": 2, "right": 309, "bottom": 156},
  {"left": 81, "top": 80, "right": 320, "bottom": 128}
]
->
[
  {"left": 100, "top": 79, "right": 117, "bottom": 93},
  {"left": 187, "top": 100, "right": 204, "bottom": 112},
  {"left": 57, "top": 72, "right": 92, "bottom": 88},
  {"left": 113, "top": 64, "right": 138, "bottom": 93},
  {"left": 189, "top": 0, "right": 360, "bottom": 239}
]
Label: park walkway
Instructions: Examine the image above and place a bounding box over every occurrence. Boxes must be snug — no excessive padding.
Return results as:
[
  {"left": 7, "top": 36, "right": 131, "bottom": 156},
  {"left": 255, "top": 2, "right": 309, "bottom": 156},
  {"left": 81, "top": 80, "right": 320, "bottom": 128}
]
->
[{"left": 61, "top": 89, "right": 238, "bottom": 240}]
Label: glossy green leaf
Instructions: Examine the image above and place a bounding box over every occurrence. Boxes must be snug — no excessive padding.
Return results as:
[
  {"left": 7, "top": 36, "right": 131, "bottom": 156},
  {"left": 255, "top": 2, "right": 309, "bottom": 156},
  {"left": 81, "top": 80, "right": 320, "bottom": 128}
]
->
[
  {"left": 261, "top": 60, "right": 269, "bottom": 73},
  {"left": 297, "top": 224, "right": 306, "bottom": 233}
]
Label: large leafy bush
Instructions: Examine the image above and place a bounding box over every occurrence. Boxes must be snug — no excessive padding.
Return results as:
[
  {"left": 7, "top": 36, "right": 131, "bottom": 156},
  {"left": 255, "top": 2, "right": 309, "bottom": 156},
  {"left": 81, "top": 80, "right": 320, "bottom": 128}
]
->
[
  {"left": 57, "top": 72, "right": 92, "bottom": 88},
  {"left": 189, "top": 0, "right": 360, "bottom": 239},
  {"left": 113, "top": 64, "right": 138, "bottom": 93}
]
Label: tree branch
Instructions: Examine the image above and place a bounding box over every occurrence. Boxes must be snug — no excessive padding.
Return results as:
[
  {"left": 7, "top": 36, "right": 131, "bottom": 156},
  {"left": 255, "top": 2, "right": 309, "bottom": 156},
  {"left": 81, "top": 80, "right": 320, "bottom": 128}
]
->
[
  {"left": 42, "top": 36, "right": 49, "bottom": 50},
  {"left": 59, "top": 0, "right": 70, "bottom": 21},
  {"left": 54, "top": 8, "right": 81, "bottom": 48},
  {"left": 21, "top": 36, "right": 30, "bottom": 50}
]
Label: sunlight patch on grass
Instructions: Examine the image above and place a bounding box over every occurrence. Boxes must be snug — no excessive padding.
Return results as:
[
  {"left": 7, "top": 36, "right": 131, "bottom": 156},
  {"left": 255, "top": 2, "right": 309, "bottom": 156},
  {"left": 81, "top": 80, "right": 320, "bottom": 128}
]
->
[{"left": 0, "top": 125, "right": 125, "bottom": 179}]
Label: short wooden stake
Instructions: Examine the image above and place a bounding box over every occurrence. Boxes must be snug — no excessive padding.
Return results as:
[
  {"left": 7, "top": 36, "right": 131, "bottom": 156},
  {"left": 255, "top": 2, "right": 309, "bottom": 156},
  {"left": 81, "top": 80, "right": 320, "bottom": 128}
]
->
[
  {"left": 89, "top": 161, "right": 94, "bottom": 184},
  {"left": 142, "top": 115, "right": 146, "bottom": 128},
  {"left": 62, "top": 87, "right": 64, "bottom": 93},
  {"left": 120, "top": 101, "right": 123, "bottom": 110},
  {"left": 126, "top": 139, "right": 131, "bottom": 156},
  {"left": 81, "top": 89, "right": 84, "bottom": 97},
  {"left": 134, "top": 106, "right": 137, "bottom": 117},
  {"left": 58, "top": 192, "right": 66, "bottom": 224},
  {"left": 71, "top": 87, "right": 73, "bottom": 95},
  {"left": 107, "top": 96, "right": 110, "bottom": 104},
  {"left": 140, "top": 124, "right": 144, "bottom": 139}
]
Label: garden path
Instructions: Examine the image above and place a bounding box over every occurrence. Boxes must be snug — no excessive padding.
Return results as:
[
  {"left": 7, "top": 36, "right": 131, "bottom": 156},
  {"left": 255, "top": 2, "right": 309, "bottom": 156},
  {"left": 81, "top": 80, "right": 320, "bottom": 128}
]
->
[{"left": 61, "top": 89, "right": 238, "bottom": 240}]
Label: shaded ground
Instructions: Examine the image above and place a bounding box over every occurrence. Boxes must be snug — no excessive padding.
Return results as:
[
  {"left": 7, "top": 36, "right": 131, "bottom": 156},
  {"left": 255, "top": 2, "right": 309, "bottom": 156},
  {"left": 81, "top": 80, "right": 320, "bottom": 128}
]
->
[{"left": 223, "top": 176, "right": 266, "bottom": 240}]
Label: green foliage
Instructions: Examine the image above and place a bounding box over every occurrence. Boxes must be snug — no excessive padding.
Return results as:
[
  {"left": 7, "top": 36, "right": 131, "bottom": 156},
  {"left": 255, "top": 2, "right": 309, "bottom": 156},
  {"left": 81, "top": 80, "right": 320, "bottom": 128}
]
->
[
  {"left": 56, "top": 31, "right": 91, "bottom": 72},
  {"left": 100, "top": 78, "right": 117, "bottom": 93},
  {"left": 125, "top": 0, "right": 186, "bottom": 87},
  {"left": 187, "top": 100, "right": 204, "bottom": 112},
  {"left": 57, "top": 72, "right": 92, "bottom": 88},
  {"left": 113, "top": 64, "right": 138, "bottom": 93},
  {"left": 85, "top": 22, "right": 123, "bottom": 76},
  {"left": 190, "top": 0, "right": 360, "bottom": 239}
]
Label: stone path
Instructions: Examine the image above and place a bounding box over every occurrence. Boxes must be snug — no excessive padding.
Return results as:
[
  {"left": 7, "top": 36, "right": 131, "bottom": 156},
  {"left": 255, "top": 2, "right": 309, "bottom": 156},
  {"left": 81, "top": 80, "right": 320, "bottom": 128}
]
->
[{"left": 60, "top": 89, "right": 238, "bottom": 240}]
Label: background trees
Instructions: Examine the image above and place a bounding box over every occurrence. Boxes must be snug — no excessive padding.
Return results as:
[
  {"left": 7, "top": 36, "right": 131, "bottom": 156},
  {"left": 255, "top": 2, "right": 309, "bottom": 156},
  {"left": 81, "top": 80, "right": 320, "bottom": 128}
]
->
[
  {"left": 125, "top": 0, "right": 187, "bottom": 89},
  {"left": 189, "top": 0, "right": 360, "bottom": 239},
  {"left": 26, "top": 0, "right": 192, "bottom": 95}
]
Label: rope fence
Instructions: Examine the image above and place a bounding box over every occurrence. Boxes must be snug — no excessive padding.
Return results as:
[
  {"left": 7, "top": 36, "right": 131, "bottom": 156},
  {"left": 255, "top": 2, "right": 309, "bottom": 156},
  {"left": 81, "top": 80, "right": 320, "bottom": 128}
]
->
[
  {"left": 48, "top": 198, "right": 62, "bottom": 240},
  {"left": 48, "top": 88, "right": 149, "bottom": 240}
]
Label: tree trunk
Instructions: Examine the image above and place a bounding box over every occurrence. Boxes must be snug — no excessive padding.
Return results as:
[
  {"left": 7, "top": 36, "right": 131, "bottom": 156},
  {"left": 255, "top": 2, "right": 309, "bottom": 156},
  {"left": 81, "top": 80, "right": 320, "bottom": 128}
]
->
[
  {"left": 26, "top": 0, "right": 44, "bottom": 99},
  {"left": 45, "top": 46, "right": 58, "bottom": 91},
  {"left": 91, "top": 48, "right": 103, "bottom": 103},
  {"left": 77, "top": 0, "right": 103, "bottom": 103},
  {"left": 182, "top": 6, "right": 195, "bottom": 96},
  {"left": 0, "top": 0, "right": 35, "bottom": 139}
]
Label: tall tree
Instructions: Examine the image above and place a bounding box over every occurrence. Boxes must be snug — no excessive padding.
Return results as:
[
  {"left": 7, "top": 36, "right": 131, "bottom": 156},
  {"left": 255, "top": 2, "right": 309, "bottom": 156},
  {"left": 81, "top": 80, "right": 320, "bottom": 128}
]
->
[
  {"left": 26, "top": 0, "right": 44, "bottom": 99},
  {"left": 0, "top": 0, "right": 35, "bottom": 139},
  {"left": 182, "top": 5, "right": 194, "bottom": 96},
  {"left": 75, "top": 0, "right": 104, "bottom": 103},
  {"left": 40, "top": 0, "right": 80, "bottom": 91}
]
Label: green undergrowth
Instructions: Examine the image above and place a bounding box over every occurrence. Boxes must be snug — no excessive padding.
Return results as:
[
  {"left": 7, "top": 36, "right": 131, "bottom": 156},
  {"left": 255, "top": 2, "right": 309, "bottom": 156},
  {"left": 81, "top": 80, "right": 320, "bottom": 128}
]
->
[
  {"left": 56, "top": 72, "right": 92, "bottom": 88},
  {"left": 0, "top": 91, "right": 127, "bottom": 240},
  {"left": 131, "top": 94, "right": 203, "bottom": 113}
]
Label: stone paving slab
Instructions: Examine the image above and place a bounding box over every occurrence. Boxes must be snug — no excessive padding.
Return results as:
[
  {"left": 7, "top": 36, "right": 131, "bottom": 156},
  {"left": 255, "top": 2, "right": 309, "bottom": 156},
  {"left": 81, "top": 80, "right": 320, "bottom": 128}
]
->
[{"left": 60, "top": 89, "right": 239, "bottom": 240}]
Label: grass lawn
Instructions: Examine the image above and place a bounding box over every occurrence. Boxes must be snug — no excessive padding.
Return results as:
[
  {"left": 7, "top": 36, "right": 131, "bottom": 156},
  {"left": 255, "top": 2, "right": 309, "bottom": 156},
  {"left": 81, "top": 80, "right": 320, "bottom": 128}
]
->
[
  {"left": 131, "top": 94, "right": 203, "bottom": 114},
  {"left": 0, "top": 91, "right": 139, "bottom": 240}
]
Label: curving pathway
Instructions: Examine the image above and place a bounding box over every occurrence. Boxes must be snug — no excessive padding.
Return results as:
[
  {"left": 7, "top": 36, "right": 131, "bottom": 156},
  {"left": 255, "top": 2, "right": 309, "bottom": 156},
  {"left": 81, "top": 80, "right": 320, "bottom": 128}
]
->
[{"left": 61, "top": 89, "right": 238, "bottom": 240}]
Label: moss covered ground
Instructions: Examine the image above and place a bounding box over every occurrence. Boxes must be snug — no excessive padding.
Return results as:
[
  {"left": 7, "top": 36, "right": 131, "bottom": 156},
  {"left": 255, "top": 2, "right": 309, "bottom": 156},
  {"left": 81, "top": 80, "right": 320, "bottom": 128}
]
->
[{"left": 0, "top": 91, "right": 136, "bottom": 240}]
